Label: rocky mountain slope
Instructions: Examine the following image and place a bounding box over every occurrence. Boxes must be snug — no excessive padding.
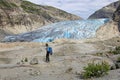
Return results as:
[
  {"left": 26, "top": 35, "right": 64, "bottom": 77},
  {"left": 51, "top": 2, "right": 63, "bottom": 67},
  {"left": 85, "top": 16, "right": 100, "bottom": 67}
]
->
[
  {"left": 0, "top": 0, "right": 81, "bottom": 40},
  {"left": 96, "top": 1, "right": 120, "bottom": 39},
  {"left": 88, "top": 1, "right": 119, "bottom": 19}
]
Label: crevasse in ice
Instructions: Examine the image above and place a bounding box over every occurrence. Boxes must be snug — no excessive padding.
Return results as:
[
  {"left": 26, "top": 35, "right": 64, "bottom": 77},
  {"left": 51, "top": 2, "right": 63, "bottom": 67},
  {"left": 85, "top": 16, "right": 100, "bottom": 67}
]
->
[
  {"left": 32, "top": 18, "right": 109, "bottom": 42},
  {"left": 3, "top": 18, "right": 109, "bottom": 42}
]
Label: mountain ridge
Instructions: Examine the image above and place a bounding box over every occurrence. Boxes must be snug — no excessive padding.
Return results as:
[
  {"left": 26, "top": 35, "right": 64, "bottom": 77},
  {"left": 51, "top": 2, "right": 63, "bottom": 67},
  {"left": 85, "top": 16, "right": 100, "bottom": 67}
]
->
[{"left": 88, "top": 1, "right": 119, "bottom": 19}]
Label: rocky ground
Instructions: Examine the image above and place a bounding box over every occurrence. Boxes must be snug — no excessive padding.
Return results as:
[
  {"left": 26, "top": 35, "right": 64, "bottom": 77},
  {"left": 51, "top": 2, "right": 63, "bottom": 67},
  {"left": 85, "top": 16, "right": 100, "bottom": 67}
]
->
[{"left": 0, "top": 37, "right": 120, "bottom": 80}]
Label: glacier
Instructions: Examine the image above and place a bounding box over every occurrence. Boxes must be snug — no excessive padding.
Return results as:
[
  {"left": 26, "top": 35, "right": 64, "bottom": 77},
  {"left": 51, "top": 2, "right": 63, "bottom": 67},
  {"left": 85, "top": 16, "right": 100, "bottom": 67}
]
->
[{"left": 3, "top": 18, "right": 109, "bottom": 42}]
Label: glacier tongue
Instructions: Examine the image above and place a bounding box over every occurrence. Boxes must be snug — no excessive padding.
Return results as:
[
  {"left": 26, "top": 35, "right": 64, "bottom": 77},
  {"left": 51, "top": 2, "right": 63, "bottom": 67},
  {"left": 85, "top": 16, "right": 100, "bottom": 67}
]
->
[{"left": 3, "top": 18, "right": 109, "bottom": 42}]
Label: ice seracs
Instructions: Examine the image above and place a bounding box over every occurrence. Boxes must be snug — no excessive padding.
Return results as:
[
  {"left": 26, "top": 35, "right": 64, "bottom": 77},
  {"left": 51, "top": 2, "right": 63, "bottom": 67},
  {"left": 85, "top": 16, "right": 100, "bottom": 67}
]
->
[{"left": 3, "top": 18, "right": 109, "bottom": 42}]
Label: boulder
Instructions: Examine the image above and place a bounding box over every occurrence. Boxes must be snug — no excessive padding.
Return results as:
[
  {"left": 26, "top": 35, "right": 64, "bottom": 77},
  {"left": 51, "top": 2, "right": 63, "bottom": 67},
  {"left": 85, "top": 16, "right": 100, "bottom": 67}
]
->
[{"left": 30, "top": 58, "right": 38, "bottom": 65}]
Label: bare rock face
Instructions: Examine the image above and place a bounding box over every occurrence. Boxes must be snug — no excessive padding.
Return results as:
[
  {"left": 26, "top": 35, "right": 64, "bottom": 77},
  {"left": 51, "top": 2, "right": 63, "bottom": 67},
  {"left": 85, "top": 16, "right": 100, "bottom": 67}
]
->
[
  {"left": 113, "top": 2, "right": 120, "bottom": 22},
  {"left": 0, "top": 0, "right": 81, "bottom": 40},
  {"left": 113, "top": 1, "right": 120, "bottom": 32},
  {"left": 88, "top": 1, "right": 119, "bottom": 19},
  {"left": 96, "top": 1, "right": 120, "bottom": 39},
  {"left": 96, "top": 21, "right": 119, "bottom": 39}
]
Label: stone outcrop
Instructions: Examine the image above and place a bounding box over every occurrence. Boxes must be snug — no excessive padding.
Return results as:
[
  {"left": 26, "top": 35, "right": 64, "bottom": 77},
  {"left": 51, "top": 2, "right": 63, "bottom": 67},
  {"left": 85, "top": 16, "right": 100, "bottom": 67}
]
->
[
  {"left": 96, "top": 21, "right": 119, "bottom": 39},
  {"left": 88, "top": 1, "right": 119, "bottom": 19}
]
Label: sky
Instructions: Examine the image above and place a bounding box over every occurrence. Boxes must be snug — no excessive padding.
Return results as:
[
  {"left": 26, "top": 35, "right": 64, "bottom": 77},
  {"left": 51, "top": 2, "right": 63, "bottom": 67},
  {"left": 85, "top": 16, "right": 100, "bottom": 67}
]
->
[{"left": 27, "top": 0, "right": 118, "bottom": 19}]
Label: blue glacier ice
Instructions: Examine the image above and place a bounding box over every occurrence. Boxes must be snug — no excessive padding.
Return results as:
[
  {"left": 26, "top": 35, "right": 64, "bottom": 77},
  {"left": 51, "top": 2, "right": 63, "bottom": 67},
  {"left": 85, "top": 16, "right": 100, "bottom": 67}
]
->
[
  {"left": 32, "top": 18, "right": 109, "bottom": 42},
  {"left": 3, "top": 18, "right": 109, "bottom": 42}
]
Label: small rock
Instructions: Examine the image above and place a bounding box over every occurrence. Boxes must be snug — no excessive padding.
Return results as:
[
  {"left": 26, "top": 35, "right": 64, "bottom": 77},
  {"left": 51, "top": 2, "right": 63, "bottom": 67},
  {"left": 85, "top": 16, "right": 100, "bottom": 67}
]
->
[
  {"left": 65, "top": 67, "right": 73, "bottom": 73},
  {"left": 29, "top": 70, "right": 41, "bottom": 76},
  {"left": 30, "top": 58, "right": 38, "bottom": 65},
  {"left": 116, "top": 63, "right": 120, "bottom": 69},
  {"left": 110, "top": 61, "right": 117, "bottom": 70},
  {"left": 110, "top": 64, "right": 116, "bottom": 70}
]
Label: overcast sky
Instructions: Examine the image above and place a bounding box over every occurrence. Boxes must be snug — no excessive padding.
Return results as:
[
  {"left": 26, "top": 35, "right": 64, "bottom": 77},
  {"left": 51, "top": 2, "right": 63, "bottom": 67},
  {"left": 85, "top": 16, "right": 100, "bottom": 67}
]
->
[{"left": 27, "top": 0, "right": 118, "bottom": 19}]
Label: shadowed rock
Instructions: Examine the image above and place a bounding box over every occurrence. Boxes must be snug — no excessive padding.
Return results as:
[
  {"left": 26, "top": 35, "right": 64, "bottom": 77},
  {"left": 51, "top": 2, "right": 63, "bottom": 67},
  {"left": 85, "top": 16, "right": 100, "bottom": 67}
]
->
[{"left": 88, "top": 1, "right": 119, "bottom": 19}]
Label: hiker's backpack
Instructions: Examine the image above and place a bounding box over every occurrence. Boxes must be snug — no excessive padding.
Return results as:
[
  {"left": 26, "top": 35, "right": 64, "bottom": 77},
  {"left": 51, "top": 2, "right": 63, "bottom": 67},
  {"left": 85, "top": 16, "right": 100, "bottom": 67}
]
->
[{"left": 47, "top": 47, "right": 53, "bottom": 55}]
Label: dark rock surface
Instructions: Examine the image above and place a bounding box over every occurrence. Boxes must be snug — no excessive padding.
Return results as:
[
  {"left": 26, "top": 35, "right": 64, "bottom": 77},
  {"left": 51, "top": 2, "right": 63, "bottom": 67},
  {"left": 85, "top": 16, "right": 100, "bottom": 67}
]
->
[{"left": 88, "top": 1, "right": 119, "bottom": 19}]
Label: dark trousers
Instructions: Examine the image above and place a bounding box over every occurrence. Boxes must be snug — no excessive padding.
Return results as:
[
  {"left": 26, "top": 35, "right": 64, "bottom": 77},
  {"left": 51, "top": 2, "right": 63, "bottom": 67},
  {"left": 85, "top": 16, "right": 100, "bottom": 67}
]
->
[{"left": 46, "top": 52, "right": 50, "bottom": 62}]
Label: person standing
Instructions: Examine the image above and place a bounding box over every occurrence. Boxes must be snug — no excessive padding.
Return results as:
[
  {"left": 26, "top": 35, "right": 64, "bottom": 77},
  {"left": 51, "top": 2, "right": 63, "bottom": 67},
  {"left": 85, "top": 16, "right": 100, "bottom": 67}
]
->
[{"left": 45, "top": 43, "right": 53, "bottom": 62}]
